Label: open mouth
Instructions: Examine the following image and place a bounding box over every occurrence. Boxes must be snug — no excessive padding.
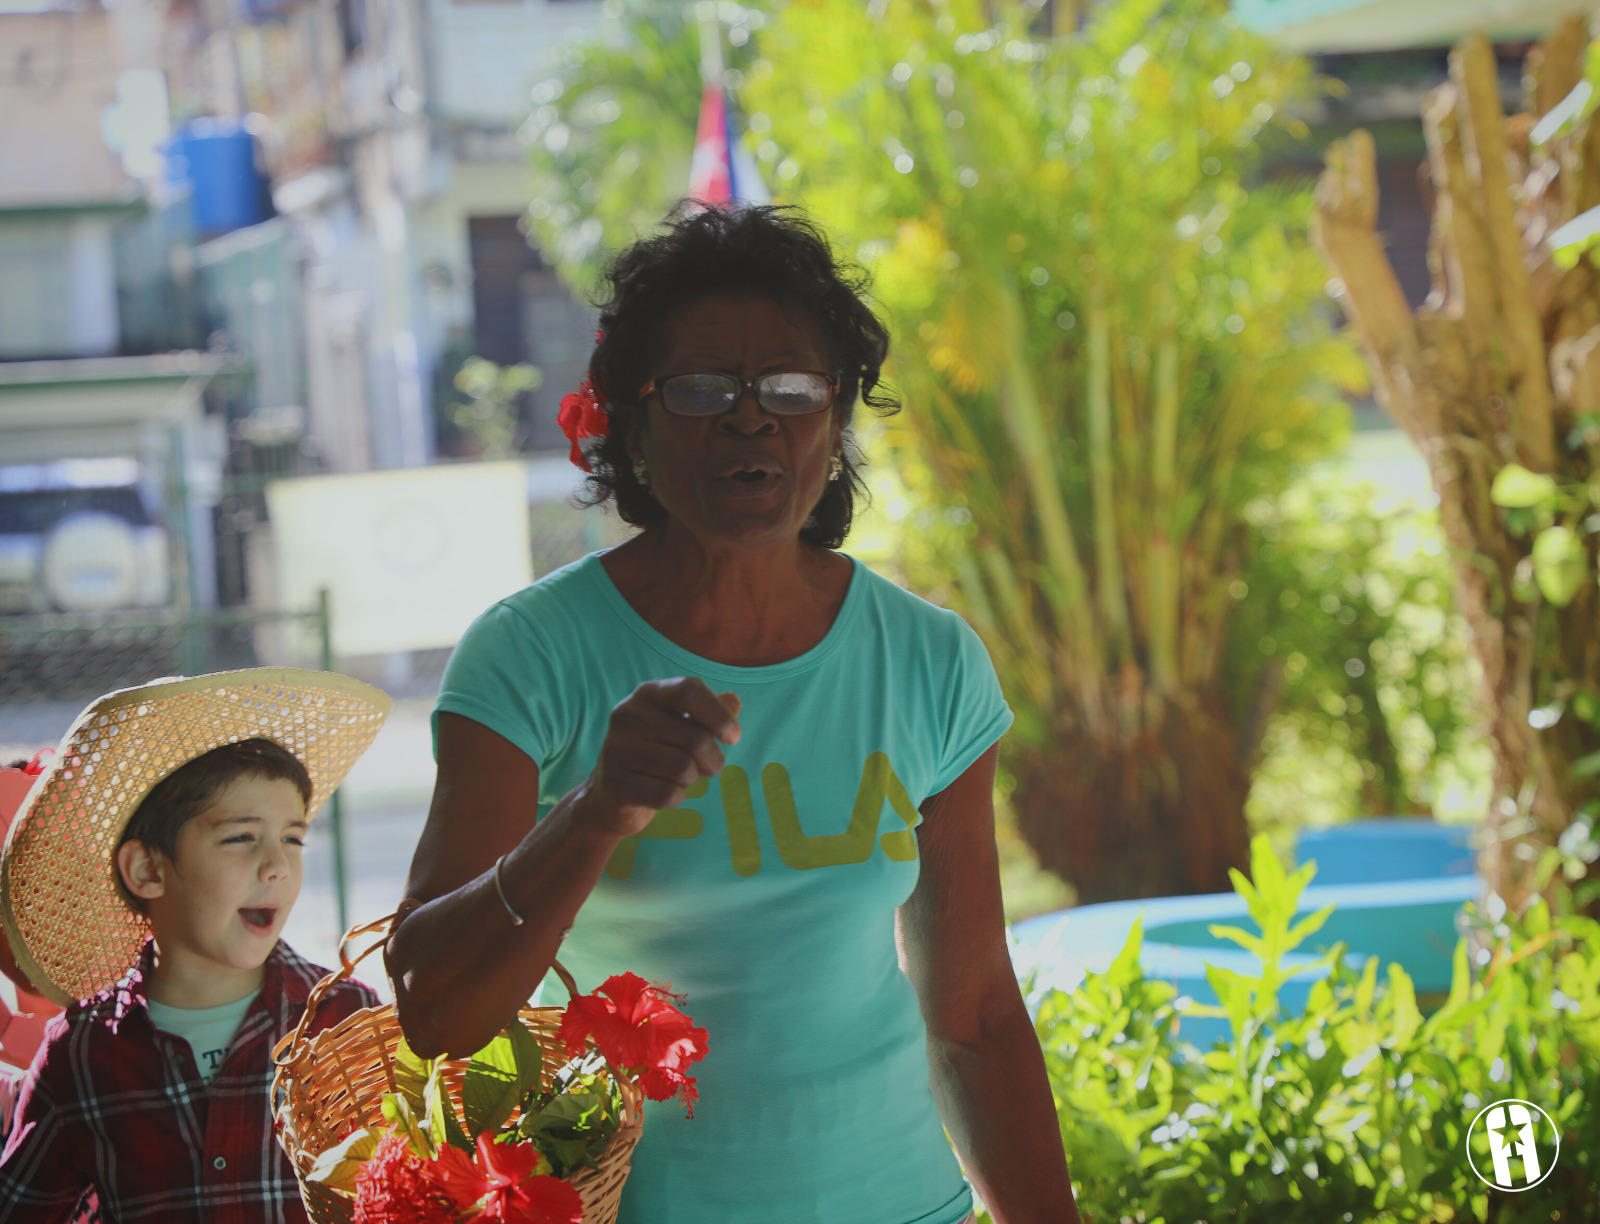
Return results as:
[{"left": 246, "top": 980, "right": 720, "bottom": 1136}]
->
[
  {"left": 718, "top": 460, "right": 782, "bottom": 496},
  {"left": 239, "top": 907, "right": 277, "bottom": 933}
]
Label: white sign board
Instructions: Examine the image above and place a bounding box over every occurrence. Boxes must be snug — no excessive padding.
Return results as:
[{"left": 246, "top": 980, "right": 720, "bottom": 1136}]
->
[{"left": 267, "top": 462, "right": 532, "bottom": 656}]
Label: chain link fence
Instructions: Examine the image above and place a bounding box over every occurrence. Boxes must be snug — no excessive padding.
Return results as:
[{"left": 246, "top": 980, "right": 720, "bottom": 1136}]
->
[{"left": 0, "top": 603, "right": 330, "bottom": 757}]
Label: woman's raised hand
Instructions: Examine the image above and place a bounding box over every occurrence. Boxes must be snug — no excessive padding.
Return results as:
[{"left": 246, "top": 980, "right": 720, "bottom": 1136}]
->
[{"left": 581, "top": 678, "right": 742, "bottom": 837}]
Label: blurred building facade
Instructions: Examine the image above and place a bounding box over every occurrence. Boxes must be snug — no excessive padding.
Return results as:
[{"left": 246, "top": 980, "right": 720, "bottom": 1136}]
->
[
  {"left": 0, "top": 0, "right": 603, "bottom": 618},
  {"left": 0, "top": 4, "right": 225, "bottom": 618}
]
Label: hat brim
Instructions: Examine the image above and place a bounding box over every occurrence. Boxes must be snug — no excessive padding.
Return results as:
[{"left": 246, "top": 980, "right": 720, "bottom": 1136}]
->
[{"left": 0, "top": 669, "right": 392, "bottom": 1006}]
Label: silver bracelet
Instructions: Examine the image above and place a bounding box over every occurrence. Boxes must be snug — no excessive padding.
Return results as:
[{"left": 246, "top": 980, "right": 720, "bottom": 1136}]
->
[{"left": 493, "top": 853, "right": 525, "bottom": 926}]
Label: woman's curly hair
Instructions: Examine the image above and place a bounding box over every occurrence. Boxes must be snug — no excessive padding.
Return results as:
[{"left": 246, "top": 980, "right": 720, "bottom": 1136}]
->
[{"left": 580, "top": 205, "right": 898, "bottom": 548}]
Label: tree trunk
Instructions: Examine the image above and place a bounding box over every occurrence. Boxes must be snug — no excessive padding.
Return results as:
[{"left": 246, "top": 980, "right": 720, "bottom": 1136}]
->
[
  {"left": 1312, "top": 23, "right": 1600, "bottom": 908},
  {"left": 1015, "top": 690, "right": 1252, "bottom": 901}
]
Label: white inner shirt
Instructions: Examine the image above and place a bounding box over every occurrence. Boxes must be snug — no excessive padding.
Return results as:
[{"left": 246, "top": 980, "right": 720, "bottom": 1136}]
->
[{"left": 146, "top": 992, "right": 258, "bottom": 1085}]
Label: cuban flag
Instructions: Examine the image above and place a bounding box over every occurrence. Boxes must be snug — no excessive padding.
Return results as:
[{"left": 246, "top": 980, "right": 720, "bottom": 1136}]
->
[{"left": 688, "top": 83, "right": 770, "bottom": 208}]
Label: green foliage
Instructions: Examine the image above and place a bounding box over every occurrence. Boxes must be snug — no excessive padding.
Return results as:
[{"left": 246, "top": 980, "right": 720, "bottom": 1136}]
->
[
  {"left": 1022, "top": 837, "right": 1600, "bottom": 1222},
  {"left": 305, "top": 1126, "right": 379, "bottom": 1192},
  {"left": 463, "top": 1019, "right": 545, "bottom": 1138},
  {"left": 379, "top": 1088, "right": 434, "bottom": 1159},
  {"left": 522, "top": 0, "right": 769, "bottom": 291},
  {"left": 516, "top": 1051, "right": 626, "bottom": 1178},
  {"left": 1236, "top": 473, "right": 1485, "bottom": 827},
  {"left": 449, "top": 357, "right": 543, "bottom": 458},
  {"left": 376, "top": 1025, "right": 620, "bottom": 1175},
  {"left": 1489, "top": 461, "right": 1600, "bottom": 610},
  {"left": 746, "top": 0, "right": 1368, "bottom": 894}
]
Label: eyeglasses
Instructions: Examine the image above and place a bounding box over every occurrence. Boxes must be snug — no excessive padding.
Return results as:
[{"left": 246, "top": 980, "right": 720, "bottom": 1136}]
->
[{"left": 638, "top": 371, "right": 838, "bottom": 417}]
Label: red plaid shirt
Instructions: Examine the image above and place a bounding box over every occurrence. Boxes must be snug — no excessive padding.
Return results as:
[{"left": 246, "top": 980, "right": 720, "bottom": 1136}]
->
[{"left": 0, "top": 941, "right": 377, "bottom": 1223}]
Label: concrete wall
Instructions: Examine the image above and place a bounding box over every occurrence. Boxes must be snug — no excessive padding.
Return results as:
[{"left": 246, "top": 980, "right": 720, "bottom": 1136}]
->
[
  {"left": 424, "top": 0, "right": 604, "bottom": 125},
  {"left": 0, "top": 11, "right": 134, "bottom": 207}
]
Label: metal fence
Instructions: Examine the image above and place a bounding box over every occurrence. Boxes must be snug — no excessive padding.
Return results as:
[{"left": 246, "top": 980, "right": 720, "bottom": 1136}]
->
[{"left": 0, "top": 598, "right": 360, "bottom": 930}]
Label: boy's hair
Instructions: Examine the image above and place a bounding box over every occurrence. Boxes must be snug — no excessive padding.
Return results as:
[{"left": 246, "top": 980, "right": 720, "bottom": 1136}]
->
[{"left": 117, "top": 737, "right": 312, "bottom": 882}]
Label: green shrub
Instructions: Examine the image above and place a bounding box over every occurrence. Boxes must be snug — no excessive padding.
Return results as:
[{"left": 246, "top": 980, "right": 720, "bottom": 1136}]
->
[{"left": 1016, "top": 838, "right": 1599, "bottom": 1222}]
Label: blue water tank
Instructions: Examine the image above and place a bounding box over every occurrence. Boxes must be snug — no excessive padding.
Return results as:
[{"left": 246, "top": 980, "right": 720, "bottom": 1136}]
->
[
  {"left": 167, "top": 120, "right": 274, "bottom": 236},
  {"left": 1295, "top": 819, "right": 1476, "bottom": 885}
]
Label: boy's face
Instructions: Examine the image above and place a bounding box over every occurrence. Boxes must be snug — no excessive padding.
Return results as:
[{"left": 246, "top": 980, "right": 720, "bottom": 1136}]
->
[{"left": 127, "top": 775, "right": 308, "bottom": 976}]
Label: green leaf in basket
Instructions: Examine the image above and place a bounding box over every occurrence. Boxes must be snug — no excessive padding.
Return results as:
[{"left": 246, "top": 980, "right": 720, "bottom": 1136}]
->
[
  {"left": 306, "top": 1126, "right": 378, "bottom": 1193},
  {"left": 392, "top": 1038, "right": 429, "bottom": 1111},
  {"left": 380, "top": 1091, "right": 434, "bottom": 1160},
  {"left": 463, "top": 1019, "right": 544, "bottom": 1138},
  {"left": 516, "top": 1088, "right": 622, "bottom": 1176},
  {"left": 536, "top": 1134, "right": 610, "bottom": 1179},
  {"left": 425, "top": 1059, "right": 474, "bottom": 1153}
]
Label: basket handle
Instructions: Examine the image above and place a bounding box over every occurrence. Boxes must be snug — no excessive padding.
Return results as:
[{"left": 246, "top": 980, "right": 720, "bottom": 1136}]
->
[{"left": 273, "top": 910, "right": 584, "bottom": 1067}]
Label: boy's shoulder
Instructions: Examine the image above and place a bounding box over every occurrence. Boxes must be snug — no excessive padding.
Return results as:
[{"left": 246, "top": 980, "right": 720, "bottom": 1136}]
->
[
  {"left": 21, "top": 934, "right": 377, "bottom": 1081},
  {"left": 42, "top": 941, "right": 378, "bottom": 1043}
]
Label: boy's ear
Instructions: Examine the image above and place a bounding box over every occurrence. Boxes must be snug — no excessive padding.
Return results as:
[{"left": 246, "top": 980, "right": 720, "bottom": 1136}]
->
[{"left": 115, "top": 840, "right": 168, "bottom": 903}]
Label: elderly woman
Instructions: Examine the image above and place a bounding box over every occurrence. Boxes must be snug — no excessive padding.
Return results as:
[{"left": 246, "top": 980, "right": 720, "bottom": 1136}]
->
[{"left": 388, "top": 207, "right": 1077, "bottom": 1224}]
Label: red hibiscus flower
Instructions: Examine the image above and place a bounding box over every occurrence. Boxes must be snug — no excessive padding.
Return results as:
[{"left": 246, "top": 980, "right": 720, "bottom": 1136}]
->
[
  {"left": 557, "top": 379, "right": 609, "bottom": 473},
  {"left": 558, "top": 973, "right": 709, "bottom": 1115},
  {"left": 472, "top": 1134, "right": 584, "bottom": 1224},
  {"left": 427, "top": 1135, "right": 582, "bottom": 1224},
  {"left": 352, "top": 1134, "right": 457, "bottom": 1224}
]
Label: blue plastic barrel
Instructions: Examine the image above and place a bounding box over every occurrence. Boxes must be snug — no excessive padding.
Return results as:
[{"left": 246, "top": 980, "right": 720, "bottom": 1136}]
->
[{"left": 167, "top": 120, "right": 274, "bottom": 236}]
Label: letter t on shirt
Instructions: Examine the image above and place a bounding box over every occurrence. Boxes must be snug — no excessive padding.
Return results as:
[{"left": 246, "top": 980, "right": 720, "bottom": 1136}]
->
[{"left": 145, "top": 993, "right": 257, "bottom": 1085}]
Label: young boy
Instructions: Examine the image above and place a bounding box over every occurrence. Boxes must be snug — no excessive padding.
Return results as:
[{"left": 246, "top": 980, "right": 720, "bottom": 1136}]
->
[{"left": 0, "top": 669, "right": 391, "bottom": 1223}]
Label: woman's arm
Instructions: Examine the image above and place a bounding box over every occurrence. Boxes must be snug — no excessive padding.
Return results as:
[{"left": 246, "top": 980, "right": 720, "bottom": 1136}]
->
[
  {"left": 897, "top": 743, "right": 1080, "bottom": 1224},
  {"left": 388, "top": 680, "right": 739, "bottom": 1058}
]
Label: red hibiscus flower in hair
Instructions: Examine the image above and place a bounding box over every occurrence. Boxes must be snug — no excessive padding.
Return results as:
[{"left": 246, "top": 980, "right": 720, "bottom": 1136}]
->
[
  {"left": 558, "top": 973, "right": 709, "bottom": 1115},
  {"left": 557, "top": 378, "right": 609, "bottom": 473}
]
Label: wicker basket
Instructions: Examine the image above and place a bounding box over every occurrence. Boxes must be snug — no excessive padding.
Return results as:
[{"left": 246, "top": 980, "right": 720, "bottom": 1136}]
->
[{"left": 272, "top": 916, "right": 643, "bottom": 1224}]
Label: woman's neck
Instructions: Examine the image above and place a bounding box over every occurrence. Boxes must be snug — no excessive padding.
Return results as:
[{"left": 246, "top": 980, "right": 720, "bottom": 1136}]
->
[{"left": 601, "top": 526, "right": 852, "bottom": 667}]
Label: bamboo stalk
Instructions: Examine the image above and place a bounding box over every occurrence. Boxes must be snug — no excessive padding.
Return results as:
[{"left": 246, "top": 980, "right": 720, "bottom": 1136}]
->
[
  {"left": 979, "top": 547, "right": 1057, "bottom": 717},
  {"left": 1086, "top": 298, "right": 1131, "bottom": 663},
  {"left": 993, "top": 286, "right": 1093, "bottom": 650},
  {"left": 1147, "top": 330, "right": 1181, "bottom": 692}
]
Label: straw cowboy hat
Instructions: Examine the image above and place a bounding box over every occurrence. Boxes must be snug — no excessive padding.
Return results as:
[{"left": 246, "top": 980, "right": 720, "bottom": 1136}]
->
[{"left": 0, "top": 669, "right": 392, "bottom": 1006}]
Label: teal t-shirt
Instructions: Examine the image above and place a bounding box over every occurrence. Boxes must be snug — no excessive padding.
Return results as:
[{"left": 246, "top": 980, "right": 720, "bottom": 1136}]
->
[{"left": 436, "top": 552, "right": 1012, "bottom": 1224}]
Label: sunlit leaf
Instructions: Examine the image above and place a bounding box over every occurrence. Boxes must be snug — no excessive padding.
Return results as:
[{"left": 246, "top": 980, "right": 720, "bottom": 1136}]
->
[
  {"left": 1549, "top": 202, "right": 1600, "bottom": 270},
  {"left": 306, "top": 1127, "right": 377, "bottom": 1192},
  {"left": 426, "top": 1060, "right": 473, "bottom": 1153},
  {"left": 463, "top": 1020, "right": 545, "bottom": 1138},
  {"left": 392, "top": 1038, "right": 430, "bottom": 1109},
  {"left": 1532, "top": 525, "right": 1588, "bottom": 606},
  {"left": 1490, "top": 463, "right": 1559, "bottom": 508},
  {"left": 380, "top": 1091, "right": 434, "bottom": 1160}
]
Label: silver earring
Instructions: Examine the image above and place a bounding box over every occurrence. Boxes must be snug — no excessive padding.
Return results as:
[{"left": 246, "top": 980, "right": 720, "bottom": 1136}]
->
[
  {"left": 632, "top": 457, "right": 650, "bottom": 488},
  {"left": 802, "top": 513, "right": 818, "bottom": 531},
  {"left": 828, "top": 455, "right": 843, "bottom": 482}
]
